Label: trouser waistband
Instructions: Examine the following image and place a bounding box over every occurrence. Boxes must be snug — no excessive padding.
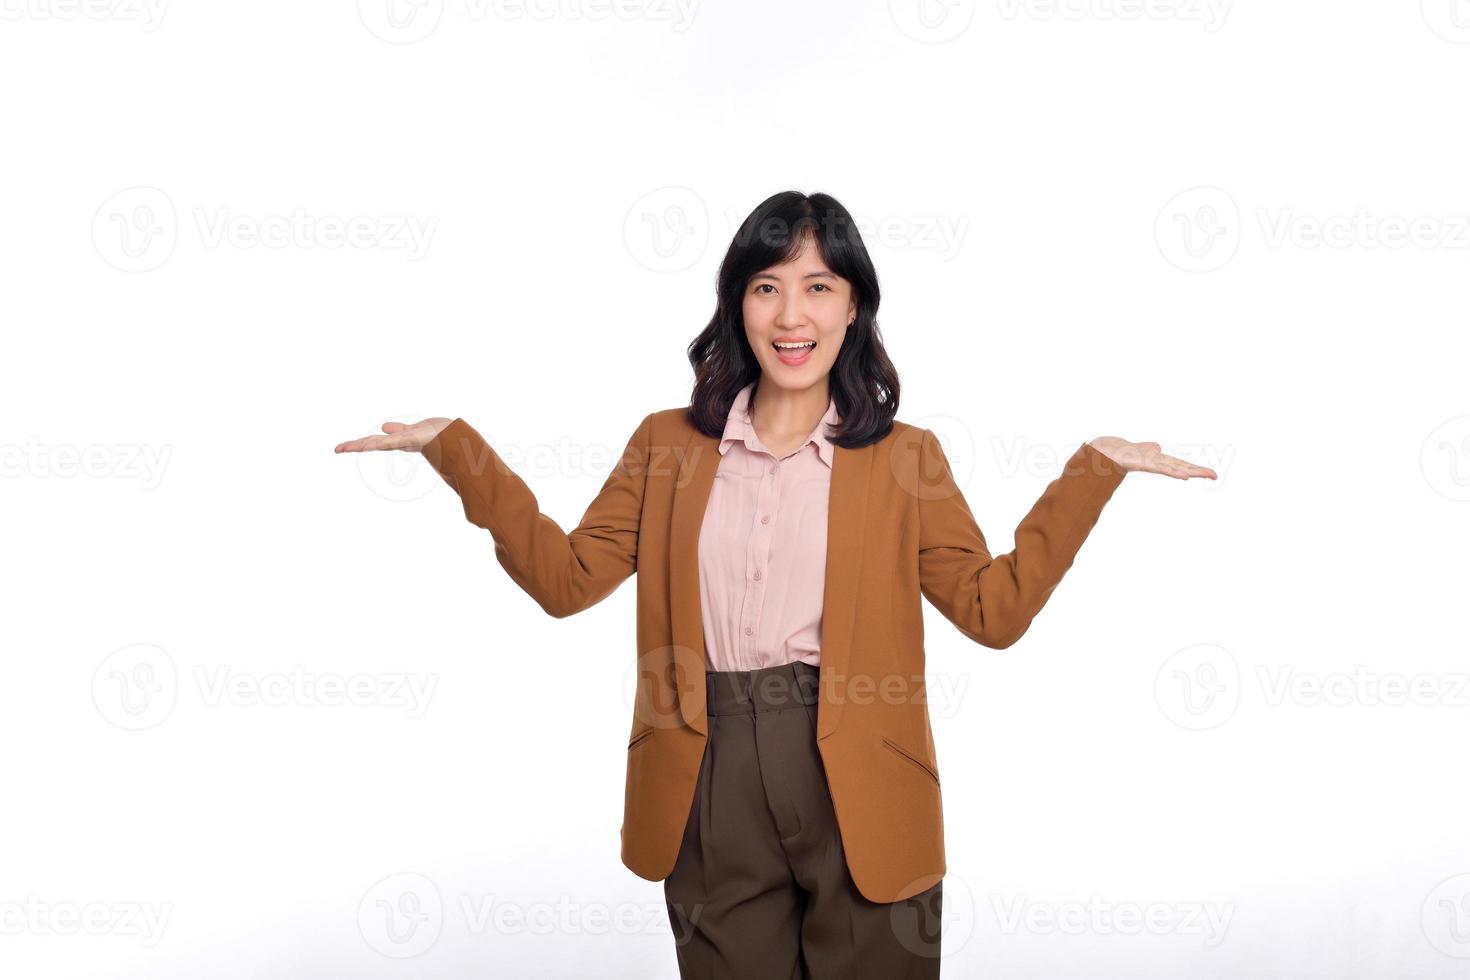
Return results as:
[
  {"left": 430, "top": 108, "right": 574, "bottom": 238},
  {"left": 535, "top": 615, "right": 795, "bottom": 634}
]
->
[{"left": 705, "top": 660, "right": 819, "bottom": 716}]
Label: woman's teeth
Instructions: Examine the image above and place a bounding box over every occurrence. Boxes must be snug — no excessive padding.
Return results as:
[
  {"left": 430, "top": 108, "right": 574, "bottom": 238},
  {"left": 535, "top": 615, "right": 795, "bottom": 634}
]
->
[{"left": 773, "top": 339, "right": 816, "bottom": 364}]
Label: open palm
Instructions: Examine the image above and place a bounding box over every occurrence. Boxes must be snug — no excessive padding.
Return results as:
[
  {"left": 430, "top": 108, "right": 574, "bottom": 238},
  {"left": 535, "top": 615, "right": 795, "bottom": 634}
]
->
[
  {"left": 333, "top": 418, "right": 454, "bottom": 454},
  {"left": 1089, "top": 437, "right": 1217, "bottom": 480}
]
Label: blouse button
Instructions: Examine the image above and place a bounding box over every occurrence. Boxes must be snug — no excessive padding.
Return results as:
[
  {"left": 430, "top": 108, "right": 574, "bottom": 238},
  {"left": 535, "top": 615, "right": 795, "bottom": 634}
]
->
[
  {"left": 760, "top": 515, "right": 769, "bottom": 524},
  {"left": 753, "top": 569, "right": 762, "bottom": 581},
  {"left": 744, "top": 625, "right": 754, "bottom": 636}
]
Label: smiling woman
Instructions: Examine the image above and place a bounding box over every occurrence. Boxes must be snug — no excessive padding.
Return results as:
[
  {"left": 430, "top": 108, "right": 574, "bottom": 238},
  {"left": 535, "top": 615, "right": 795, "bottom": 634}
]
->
[
  {"left": 333, "top": 188, "right": 1214, "bottom": 980},
  {"left": 685, "top": 191, "right": 900, "bottom": 451}
]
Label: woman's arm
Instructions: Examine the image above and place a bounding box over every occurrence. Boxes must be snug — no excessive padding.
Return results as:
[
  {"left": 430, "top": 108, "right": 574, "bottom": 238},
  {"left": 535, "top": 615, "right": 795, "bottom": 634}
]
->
[
  {"left": 419, "top": 413, "right": 653, "bottom": 618},
  {"left": 916, "top": 429, "right": 1128, "bottom": 649}
]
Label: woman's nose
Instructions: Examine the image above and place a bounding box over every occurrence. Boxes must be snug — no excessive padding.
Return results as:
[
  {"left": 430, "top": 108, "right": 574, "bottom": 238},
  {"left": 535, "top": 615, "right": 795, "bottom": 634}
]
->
[{"left": 775, "top": 295, "right": 808, "bottom": 328}]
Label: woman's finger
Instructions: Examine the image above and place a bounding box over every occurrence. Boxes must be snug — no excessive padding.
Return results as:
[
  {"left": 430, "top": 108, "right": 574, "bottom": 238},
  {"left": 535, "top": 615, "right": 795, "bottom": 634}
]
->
[
  {"left": 1151, "top": 453, "right": 1215, "bottom": 479},
  {"left": 1162, "top": 454, "right": 1216, "bottom": 478},
  {"left": 336, "top": 432, "right": 412, "bottom": 453}
]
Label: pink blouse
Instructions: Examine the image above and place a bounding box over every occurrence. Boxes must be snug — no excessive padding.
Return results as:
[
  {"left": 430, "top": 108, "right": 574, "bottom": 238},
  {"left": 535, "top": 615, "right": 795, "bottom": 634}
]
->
[{"left": 698, "top": 381, "right": 839, "bottom": 673}]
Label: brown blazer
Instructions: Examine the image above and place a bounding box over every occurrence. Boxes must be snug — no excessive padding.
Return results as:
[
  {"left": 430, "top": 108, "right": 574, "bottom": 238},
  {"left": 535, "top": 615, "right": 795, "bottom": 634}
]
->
[{"left": 421, "top": 407, "right": 1128, "bottom": 904}]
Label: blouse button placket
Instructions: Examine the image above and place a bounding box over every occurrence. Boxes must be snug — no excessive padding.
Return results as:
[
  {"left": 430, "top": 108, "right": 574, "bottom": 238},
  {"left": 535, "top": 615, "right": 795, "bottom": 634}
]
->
[{"left": 741, "top": 451, "right": 782, "bottom": 669}]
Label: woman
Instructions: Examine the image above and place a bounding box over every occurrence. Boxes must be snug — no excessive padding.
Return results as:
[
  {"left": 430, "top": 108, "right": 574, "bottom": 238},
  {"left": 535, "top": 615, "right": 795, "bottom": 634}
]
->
[{"left": 334, "top": 190, "right": 1216, "bottom": 978}]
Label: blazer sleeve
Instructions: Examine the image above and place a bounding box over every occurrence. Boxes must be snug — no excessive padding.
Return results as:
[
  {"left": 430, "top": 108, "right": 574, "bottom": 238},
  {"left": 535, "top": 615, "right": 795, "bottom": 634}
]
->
[
  {"left": 420, "top": 412, "right": 653, "bottom": 619},
  {"left": 916, "top": 428, "right": 1128, "bottom": 649}
]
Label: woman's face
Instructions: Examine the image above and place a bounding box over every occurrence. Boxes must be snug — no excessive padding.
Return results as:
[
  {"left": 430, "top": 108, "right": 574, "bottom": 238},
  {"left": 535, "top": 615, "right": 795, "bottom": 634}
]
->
[{"left": 742, "top": 234, "right": 856, "bottom": 390}]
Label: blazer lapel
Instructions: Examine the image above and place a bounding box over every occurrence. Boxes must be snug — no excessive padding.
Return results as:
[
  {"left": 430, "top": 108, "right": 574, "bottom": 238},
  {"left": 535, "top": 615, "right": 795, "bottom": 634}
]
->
[
  {"left": 815, "top": 440, "right": 871, "bottom": 741},
  {"left": 667, "top": 419, "right": 873, "bottom": 740},
  {"left": 667, "top": 424, "right": 721, "bottom": 735}
]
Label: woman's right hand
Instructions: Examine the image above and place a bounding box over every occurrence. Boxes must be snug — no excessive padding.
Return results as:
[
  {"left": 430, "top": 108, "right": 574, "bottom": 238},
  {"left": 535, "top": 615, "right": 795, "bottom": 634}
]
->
[{"left": 333, "top": 418, "right": 454, "bottom": 454}]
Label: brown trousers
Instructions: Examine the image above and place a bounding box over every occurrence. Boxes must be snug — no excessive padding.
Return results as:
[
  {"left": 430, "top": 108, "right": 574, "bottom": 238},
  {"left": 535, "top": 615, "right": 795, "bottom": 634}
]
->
[{"left": 663, "top": 660, "right": 944, "bottom": 978}]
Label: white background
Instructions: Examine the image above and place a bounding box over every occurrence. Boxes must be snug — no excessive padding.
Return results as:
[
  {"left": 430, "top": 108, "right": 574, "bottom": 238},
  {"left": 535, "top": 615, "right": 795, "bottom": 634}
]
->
[{"left": 3, "top": 0, "right": 1469, "bottom": 976}]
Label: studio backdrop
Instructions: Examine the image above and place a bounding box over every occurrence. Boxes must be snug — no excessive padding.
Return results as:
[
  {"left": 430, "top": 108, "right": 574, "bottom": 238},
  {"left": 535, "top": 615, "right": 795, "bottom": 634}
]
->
[{"left": 3, "top": 1, "right": 1468, "bottom": 977}]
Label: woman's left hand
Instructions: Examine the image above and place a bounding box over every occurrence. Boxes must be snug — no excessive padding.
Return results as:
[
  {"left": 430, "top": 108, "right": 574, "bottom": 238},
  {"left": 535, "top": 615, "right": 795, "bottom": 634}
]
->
[{"left": 1088, "top": 437, "right": 1217, "bottom": 480}]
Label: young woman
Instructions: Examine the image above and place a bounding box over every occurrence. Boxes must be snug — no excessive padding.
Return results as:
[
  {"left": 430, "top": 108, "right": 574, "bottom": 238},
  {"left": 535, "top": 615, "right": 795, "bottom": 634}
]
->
[{"left": 335, "top": 191, "right": 1216, "bottom": 978}]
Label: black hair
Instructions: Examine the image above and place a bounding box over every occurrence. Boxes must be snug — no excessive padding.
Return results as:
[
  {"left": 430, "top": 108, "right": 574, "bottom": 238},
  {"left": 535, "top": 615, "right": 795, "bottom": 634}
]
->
[{"left": 685, "top": 190, "right": 900, "bottom": 447}]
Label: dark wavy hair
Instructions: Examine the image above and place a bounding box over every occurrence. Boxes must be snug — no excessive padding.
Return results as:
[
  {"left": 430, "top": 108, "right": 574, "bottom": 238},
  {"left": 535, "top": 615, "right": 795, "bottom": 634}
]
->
[{"left": 685, "top": 190, "right": 900, "bottom": 448}]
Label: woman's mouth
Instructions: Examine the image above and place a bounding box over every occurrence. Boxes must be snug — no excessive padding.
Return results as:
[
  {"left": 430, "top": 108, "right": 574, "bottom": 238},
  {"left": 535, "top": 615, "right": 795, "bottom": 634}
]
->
[{"left": 772, "top": 339, "right": 816, "bottom": 366}]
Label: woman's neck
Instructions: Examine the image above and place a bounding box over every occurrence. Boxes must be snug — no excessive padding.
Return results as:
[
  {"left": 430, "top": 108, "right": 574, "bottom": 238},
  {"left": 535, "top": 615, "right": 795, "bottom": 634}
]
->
[{"left": 749, "top": 377, "right": 830, "bottom": 455}]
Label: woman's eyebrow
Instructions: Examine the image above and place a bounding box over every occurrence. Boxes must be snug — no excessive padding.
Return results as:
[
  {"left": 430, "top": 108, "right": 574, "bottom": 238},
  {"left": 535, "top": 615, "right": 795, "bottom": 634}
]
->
[{"left": 750, "top": 270, "right": 837, "bottom": 281}]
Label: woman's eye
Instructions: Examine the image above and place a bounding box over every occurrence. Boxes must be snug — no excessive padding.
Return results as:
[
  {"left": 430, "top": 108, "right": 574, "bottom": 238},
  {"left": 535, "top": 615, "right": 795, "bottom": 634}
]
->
[{"left": 752, "top": 282, "right": 831, "bottom": 294}]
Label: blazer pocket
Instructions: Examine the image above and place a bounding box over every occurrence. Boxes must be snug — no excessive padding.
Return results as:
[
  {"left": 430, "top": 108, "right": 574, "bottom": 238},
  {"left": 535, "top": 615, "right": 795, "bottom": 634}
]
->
[
  {"left": 881, "top": 735, "right": 940, "bottom": 786},
  {"left": 627, "top": 728, "right": 656, "bottom": 751}
]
